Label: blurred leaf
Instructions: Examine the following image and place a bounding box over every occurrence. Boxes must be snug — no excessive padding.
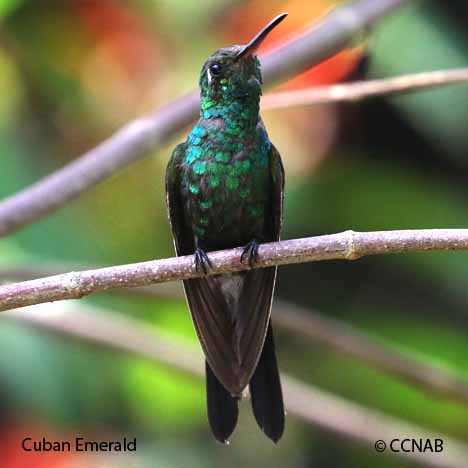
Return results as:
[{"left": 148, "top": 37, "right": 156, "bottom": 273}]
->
[
  {"left": 0, "top": 50, "right": 23, "bottom": 130},
  {"left": 311, "top": 306, "right": 468, "bottom": 437},
  {"left": 369, "top": 2, "right": 468, "bottom": 158},
  {"left": 286, "top": 157, "right": 468, "bottom": 311},
  {"left": 0, "top": 0, "right": 24, "bottom": 18},
  {"left": 124, "top": 360, "right": 204, "bottom": 431}
]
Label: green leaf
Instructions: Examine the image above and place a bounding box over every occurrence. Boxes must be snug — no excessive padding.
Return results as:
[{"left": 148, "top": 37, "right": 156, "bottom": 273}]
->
[{"left": 0, "top": 0, "right": 24, "bottom": 18}]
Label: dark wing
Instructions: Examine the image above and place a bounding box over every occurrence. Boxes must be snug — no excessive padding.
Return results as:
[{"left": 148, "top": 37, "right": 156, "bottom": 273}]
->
[
  {"left": 191, "top": 143, "right": 284, "bottom": 396},
  {"left": 166, "top": 142, "right": 240, "bottom": 390},
  {"left": 166, "top": 141, "right": 285, "bottom": 398},
  {"left": 166, "top": 143, "right": 240, "bottom": 440},
  {"left": 266, "top": 143, "right": 285, "bottom": 239},
  {"left": 166, "top": 143, "right": 195, "bottom": 255},
  {"left": 247, "top": 144, "right": 285, "bottom": 441},
  {"left": 227, "top": 142, "right": 285, "bottom": 389}
]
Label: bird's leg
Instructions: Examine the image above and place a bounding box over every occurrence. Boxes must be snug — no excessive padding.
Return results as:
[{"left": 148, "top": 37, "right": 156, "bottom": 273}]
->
[
  {"left": 241, "top": 238, "right": 260, "bottom": 268},
  {"left": 194, "top": 243, "right": 213, "bottom": 275}
]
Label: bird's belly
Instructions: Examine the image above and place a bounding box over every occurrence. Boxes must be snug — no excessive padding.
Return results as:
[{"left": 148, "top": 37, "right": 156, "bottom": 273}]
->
[{"left": 183, "top": 164, "right": 270, "bottom": 249}]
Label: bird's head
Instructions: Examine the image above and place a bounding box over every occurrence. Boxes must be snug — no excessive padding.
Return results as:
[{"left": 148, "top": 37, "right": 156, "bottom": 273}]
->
[{"left": 199, "top": 13, "right": 287, "bottom": 108}]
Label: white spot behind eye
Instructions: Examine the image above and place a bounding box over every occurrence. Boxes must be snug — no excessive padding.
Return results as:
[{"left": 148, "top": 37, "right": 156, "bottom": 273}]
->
[{"left": 207, "top": 68, "right": 212, "bottom": 85}]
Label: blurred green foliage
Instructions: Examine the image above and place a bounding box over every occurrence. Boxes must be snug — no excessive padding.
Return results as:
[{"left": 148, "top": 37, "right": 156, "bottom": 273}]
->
[{"left": 2, "top": 1, "right": 468, "bottom": 467}]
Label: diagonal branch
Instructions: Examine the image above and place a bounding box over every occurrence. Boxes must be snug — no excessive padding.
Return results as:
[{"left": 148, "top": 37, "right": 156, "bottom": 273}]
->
[
  {"left": 0, "top": 0, "right": 409, "bottom": 237},
  {"left": 274, "top": 301, "right": 468, "bottom": 405},
  {"left": 1, "top": 228, "right": 468, "bottom": 312},
  {"left": 2, "top": 262, "right": 468, "bottom": 405},
  {"left": 6, "top": 302, "right": 468, "bottom": 468},
  {"left": 262, "top": 68, "right": 468, "bottom": 109}
]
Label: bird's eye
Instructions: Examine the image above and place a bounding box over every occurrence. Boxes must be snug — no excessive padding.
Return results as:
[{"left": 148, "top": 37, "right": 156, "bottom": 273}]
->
[{"left": 209, "top": 63, "right": 222, "bottom": 77}]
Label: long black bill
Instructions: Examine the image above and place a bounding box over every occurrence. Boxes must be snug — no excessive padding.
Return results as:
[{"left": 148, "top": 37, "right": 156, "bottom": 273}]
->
[{"left": 236, "top": 12, "right": 288, "bottom": 59}]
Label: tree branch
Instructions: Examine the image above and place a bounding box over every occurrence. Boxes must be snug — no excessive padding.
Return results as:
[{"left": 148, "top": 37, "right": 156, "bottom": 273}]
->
[
  {"left": 2, "top": 262, "right": 468, "bottom": 405},
  {"left": 262, "top": 68, "right": 468, "bottom": 109},
  {"left": 274, "top": 301, "right": 468, "bottom": 405},
  {"left": 1, "top": 229, "right": 468, "bottom": 312},
  {"left": 0, "top": 0, "right": 409, "bottom": 237},
  {"left": 6, "top": 302, "right": 468, "bottom": 468}
]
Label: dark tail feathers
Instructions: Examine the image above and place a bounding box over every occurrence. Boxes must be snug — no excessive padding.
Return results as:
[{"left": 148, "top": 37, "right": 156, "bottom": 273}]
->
[
  {"left": 205, "top": 322, "right": 284, "bottom": 443},
  {"left": 206, "top": 361, "right": 239, "bottom": 443},
  {"left": 249, "top": 322, "right": 285, "bottom": 442}
]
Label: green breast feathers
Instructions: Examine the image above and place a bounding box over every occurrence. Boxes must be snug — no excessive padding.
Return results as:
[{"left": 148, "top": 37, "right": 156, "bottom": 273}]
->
[{"left": 180, "top": 119, "right": 272, "bottom": 244}]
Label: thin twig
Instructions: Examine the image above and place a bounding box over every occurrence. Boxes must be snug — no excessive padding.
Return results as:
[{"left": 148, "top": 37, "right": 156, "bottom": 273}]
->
[
  {"left": 262, "top": 68, "right": 468, "bottom": 109},
  {"left": 5, "top": 302, "right": 468, "bottom": 468},
  {"left": 0, "top": 0, "right": 409, "bottom": 237},
  {"left": 0, "top": 264, "right": 186, "bottom": 299},
  {"left": 1, "top": 263, "right": 468, "bottom": 405},
  {"left": 274, "top": 301, "right": 468, "bottom": 405},
  {"left": 284, "top": 377, "right": 468, "bottom": 468},
  {"left": 1, "top": 229, "right": 468, "bottom": 312}
]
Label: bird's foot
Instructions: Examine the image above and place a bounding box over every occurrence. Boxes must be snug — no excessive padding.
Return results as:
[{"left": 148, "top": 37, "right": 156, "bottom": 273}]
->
[
  {"left": 194, "top": 248, "right": 213, "bottom": 274},
  {"left": 241, "top": 239, "right": 260, "bottom": 268}
]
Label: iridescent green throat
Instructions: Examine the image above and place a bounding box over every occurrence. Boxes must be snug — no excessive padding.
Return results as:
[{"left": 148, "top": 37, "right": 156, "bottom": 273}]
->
[
  {"left": 199, "top": 73, "right": 261, "bottom": 136},
  {"left": 181, "top": 99, "right": 270, "bottom": 241},
  {"left": 199, "top": 54, "right": 262, "bottom": 132},
  {"left": 179, "top": 54, "right": 270, "bottom": 242}
]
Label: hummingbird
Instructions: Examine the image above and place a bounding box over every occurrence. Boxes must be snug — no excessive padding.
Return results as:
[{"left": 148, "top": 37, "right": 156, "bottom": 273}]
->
[{"left": 166, "top": 13, "right": 287, "bottom": 443}]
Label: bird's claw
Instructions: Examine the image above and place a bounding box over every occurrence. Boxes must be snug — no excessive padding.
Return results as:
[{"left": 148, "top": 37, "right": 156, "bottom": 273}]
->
[
  {"left": 241, "top": 239, "right": 260, "bottom": 268},
  {"left": 194, "top": 248, "right": 213, "bottom": 274}
]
